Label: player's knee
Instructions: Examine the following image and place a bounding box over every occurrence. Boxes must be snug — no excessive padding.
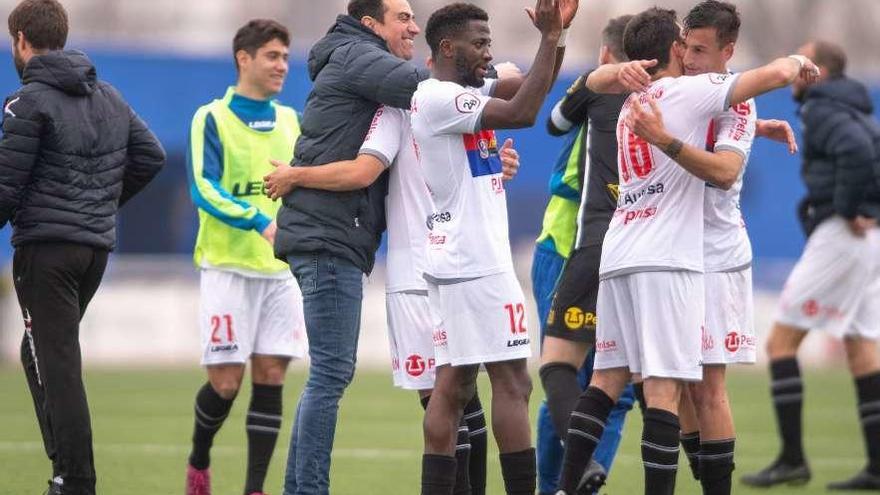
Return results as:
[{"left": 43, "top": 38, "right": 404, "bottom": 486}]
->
[
  {"left": 213, "top": 381, "right": 240, "bottom": 400},
  {"left": 494, "top": 370, "right": 532, "bottom": 404}
]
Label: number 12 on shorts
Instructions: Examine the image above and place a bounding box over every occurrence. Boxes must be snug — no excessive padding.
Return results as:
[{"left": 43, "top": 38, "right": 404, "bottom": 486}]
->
[
  {"left": 504, "top": 303, "right": 527, "bottom": 335},
  {"left": 210, "top": 314, "right": 235, "bottom": 343}
]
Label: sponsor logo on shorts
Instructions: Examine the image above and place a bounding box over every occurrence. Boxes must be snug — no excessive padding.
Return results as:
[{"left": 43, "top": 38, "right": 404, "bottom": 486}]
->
[
  {"left": 564, "top": 307, "right": 597, "bottom": 330},
  {"left": 433, "top": 328, "right": 447, "bottom": 346},
  {"left": 596, "top": 340, "right": 617, "bottom": 352},
  {"left": 405, "top": 354, "right": 435, "bottom": 377},
  {"left": 724, "top": 331, "right": 756, "bottom": 353},
  {"left": 210, "top": 343, "right": 239, "bottom": 353},
  {"left": 506, "top": 337, "right": 530, "bottom": 348},
  {"left": 702, "top": 326, "right": 714, "bottom": 351},
  {"left": 801, "top": 299, "right": 844, "bottom": 320}
]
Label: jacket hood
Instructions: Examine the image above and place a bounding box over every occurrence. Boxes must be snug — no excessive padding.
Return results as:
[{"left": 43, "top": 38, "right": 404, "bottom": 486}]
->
[
  {"left": 804, "top": 76, "right": 874, "bottom": 115},
  {"left": 22, "top": 50, "right": 97, "bottom": 97},
  {"left": 308, "top": 15, "right": 388, "bottom": 81}
]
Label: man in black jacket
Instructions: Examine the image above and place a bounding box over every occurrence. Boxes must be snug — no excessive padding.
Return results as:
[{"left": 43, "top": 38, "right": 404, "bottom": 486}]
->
[
  {"left": 743, "top": 41, "right": 880, "bottom": 491},
  {"left": 275, "top": 1, "right": 426, "bottom": 494},
  {"left": 1, "top": 1, "right": 165, "bottom": 494}
]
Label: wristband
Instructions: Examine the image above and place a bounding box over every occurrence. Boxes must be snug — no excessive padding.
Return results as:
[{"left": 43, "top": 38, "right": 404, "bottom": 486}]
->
[
  {"left": 557, "top": 28, "right": 568, "bottom": 48},
  {"left": 787, "top": 54, "right": 807, "bottom": 70}
]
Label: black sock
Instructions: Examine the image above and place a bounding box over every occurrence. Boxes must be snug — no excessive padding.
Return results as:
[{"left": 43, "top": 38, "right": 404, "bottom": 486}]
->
[
  {"left": 680, "top": 431, "right": 701, "bottom": 480},
  {"left": 856, "top": 372, "right": 880, "bottom": 475},
  {"left": 770, "top": 358, "right": 805, "bottom": 465},
  {"left": 423, "top": 454, "right": 457, "bottom": 495},
  {"left": 499, "top": 448, "right": 536, "bottom": 495},
  {"left": 642, "top": 408, "right": 680, "bottom": 495},
  {"left": 559, "top": 386, "right": 614, "bottom": 493},
  {"left": 454, "top": 418, "right": 472, "bottom": 495},
  {"left": 463, "top": 393, "right": 487, "bottom": 495},
  {"left": 634, "top": 382, "right": 647, "bottom": 412},
  {"left": 699, "top": 438, "right": 735, "bottom": 495},
  {"left": 189, "top": 382, "right": 235, "bottom": 470},
  {"left": 539, "top": 363, "right": 582, "bottom": 440},
  {"left": 244, "top": 383, "right": 283, "bottom": 495}
]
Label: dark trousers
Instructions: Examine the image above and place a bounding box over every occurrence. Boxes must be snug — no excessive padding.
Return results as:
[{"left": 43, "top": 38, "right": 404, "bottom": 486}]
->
[{"left": 14, "top": 242, "right": 108, "bottom": 495}]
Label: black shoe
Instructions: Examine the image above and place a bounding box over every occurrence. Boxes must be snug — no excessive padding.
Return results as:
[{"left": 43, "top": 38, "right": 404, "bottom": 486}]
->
[
  {"left": 741, "top": 459, "right": 811, "bottom": 487},
  {"left": 576, "top": 460, "right": 607, "bottom": 495},
  {"left": 828, "top": 468, "right": 880, "bottom": 491}
]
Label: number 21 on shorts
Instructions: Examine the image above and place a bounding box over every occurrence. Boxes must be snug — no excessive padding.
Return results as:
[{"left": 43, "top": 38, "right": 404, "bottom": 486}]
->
[
  {"left": 210, "top": 314, "right": 235, "bottom": 343},
  {"left": 504, "top": 303, "right": 527, "bottom": 335}
]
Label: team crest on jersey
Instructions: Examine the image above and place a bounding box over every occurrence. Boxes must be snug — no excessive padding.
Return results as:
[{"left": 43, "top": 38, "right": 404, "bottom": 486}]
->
[
  {"left": 606, "top": 183, "right": 620, "bottom": 201},
  {"left": 463, "top": 130, "right": 502, "bottom": 177}
]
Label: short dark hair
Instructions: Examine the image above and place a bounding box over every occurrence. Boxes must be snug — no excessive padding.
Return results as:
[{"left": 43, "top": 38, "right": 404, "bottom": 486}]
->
[
  {"left": 623, "top": 7, "right": 680, "bottom": 75},
  {"left": 812, "top": 40, "right": 847, "bottom": 78},
  {"left": 425, "top": 3, "right": 489, "bottom": 56},
  {"left": 602, "top": 15, "right": 633, "bottom": 62},
  {"left": 683, "top": 1, "right": 741, "bottom": 47},
  {"left": 232, "top": 19, "right": 290, "bottom": 71},
  {"left": 8, "top": 0, "right": 68, "bottom": 50},
  {"left": 348, "top": 0, "right": 386, "bottom": 22}
]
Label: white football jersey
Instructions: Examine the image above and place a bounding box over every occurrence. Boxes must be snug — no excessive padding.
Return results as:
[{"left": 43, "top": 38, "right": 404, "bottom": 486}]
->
[
  {"left": 359, "top": 106, "right": 431, "bottom": 293},
  {"left": 600, "top": 73, "right": 741, "bottom": 277},
  {"left": 704, "top": 97, "right": 757, "bottom": 272},
  {"left": 410, "top": 78, "right": 512, "bottom": 280}
]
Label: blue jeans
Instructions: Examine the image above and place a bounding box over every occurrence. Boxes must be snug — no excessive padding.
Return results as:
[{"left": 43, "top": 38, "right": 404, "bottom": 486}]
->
[
  {"left": 531, "top": 244, "right": 635, "bottom": 494},
  {"left": 283, "top": 253, "right": 363, "bottom": 495}
]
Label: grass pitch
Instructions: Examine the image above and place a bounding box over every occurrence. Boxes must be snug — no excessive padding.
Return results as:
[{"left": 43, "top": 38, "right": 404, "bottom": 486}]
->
[{"left": 0, "top": 366, "right": 868, "bottom": 494}]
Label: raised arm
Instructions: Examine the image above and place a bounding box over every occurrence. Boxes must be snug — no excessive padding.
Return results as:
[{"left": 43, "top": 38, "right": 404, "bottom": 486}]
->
[
  {"left": 729, "top": 55, "right": 820, "bottom": 107},
  {"left": 479, "top": 0, "right": 563, "bottom": 129},
  {"left": 627, "top": 97, "right": 743, "bottom": 190},
  {"left": 492, "top": 0, "right": 579, "bottom": 100}
]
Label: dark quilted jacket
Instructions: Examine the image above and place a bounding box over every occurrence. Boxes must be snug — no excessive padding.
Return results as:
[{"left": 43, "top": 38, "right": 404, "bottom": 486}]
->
[
  {"left": 0, "top": 50, "right": 165, "bottom": 250},
  {"left": 275, "top": 15, "right": 429, "bottom": 273},
  {"left": 798, "top": 76, "right": 880, "bottom": 236}
]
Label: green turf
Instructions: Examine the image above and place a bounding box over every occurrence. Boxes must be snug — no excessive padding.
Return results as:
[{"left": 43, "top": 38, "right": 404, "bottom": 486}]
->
[{"left": 0, "top": 366, "right": 867, "bottom": 494}]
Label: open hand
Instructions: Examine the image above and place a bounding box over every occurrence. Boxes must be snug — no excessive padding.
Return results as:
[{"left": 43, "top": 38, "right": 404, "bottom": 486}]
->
[
  {"left": 525, "top": 0, "right": 563, "bottom": 37},
  {"left": 618, "top": 60, "right": 658, "bottom": 93},
  {"left": 625, "top": 97, "right": 670, "bottom": 146},
  {"left": 559, "top": 0, "right": 579, "bottom": 29}
]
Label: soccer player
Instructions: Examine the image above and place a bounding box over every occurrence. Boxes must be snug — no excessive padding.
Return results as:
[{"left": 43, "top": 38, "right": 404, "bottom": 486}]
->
[
  {"left": 554, "top": 7, "right": 819, "bottom": 495},
  {"left": 265, "top": 104, "right": 523, "bottom": 495},
  {"left": 742, "top": 40, "right": 880, "bottom": 491},
  {"left": 3, "top": 1, "right": 166, "bottom": 493},
  {"left": 184, "top": 20, "right": 306, "bottom": 495},
  {"left": 411, "top": 1, "right": 575, "bottom": 493},
  {"left": 535, "top": 15, "right": 636, "bottom": 495},
  {"left": 621, "top": 3, "right": 796, "bottom": 493}
]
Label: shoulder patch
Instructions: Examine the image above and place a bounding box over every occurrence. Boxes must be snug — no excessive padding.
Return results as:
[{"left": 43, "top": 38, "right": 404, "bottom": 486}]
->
[
  {"left": 4, "top": 97, "right": 20, "bottom": 118},
  {"left": 455, "top": 93, "right": 481, "bottom": 114}
]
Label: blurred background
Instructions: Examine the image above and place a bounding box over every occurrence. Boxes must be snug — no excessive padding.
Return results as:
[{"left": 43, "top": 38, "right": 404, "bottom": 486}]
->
[{"left": 0, "top": 0, "right": 878, "bottom": 367}]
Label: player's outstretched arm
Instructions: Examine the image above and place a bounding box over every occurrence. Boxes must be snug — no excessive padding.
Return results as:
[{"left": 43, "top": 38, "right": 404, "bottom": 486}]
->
[
  {"left": 627, "top": 98, "right": 743, "bottom": 190},
  {"left": 729, "top": 55, "right": 820, "bottom": 107},
  {"left": 586, "top": 59, "right": 658, "bottom": 94},
  {"left": 479, "top": 0, "right": 562, "bottom": 130},
  {"left": 264, "top": 155, "right": 385, "bottom": 199}
]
